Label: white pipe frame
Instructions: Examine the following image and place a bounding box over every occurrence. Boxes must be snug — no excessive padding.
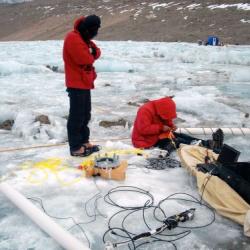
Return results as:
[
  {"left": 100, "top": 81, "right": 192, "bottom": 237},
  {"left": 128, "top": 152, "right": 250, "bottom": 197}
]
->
[{"left": 176, "top": 127, "right": 250, "bottom": 136}]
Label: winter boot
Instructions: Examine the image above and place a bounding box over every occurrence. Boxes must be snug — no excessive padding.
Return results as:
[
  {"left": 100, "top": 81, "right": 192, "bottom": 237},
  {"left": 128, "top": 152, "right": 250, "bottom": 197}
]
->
[{"left": 209, "top": 128, "right": 224, "bottom": 153}]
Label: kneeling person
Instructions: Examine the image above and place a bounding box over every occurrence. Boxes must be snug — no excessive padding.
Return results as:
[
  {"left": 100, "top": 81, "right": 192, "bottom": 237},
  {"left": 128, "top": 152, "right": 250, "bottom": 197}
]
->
[{"left": 131, "top": 97, "right": 223, "bottom": 154}]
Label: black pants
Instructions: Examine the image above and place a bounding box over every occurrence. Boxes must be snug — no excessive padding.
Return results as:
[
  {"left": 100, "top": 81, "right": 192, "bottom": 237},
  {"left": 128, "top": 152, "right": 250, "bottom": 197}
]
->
[
  {"left": 67, "top": 88, "right": 91, "bottom": 152},
  {"left": 155, "top": 132, "right": 209, "bottom": 150}
]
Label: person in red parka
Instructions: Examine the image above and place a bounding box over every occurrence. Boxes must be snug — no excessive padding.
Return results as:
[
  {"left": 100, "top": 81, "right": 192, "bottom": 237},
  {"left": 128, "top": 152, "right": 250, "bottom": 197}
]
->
[
  {"left": 132, "top": 97, "right": 177, "bottom": 150},
  {"left": 132, "top": 97, "right": 224, "bottom": 154},
  {"left": 63, "top": 15, "right": 101, "bottom": 156}
]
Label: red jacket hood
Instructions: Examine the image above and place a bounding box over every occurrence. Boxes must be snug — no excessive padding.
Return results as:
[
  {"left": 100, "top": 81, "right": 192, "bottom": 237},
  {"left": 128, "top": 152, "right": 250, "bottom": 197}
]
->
[
  {"left": 153, "top": 97, "right": 177, "bottom": 120},
  {"left": 74, "top": 16, "right": 85, "bottom": 31}
]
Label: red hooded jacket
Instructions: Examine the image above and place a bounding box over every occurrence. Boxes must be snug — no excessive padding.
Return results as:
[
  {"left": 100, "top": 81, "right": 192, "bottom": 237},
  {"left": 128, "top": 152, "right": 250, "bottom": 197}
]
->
[
  {"left": 63, "top": 17, "right": 101, "bottom": 89},
  {"left": 132, "top": 97, "right": 177, "bottom": 148}
]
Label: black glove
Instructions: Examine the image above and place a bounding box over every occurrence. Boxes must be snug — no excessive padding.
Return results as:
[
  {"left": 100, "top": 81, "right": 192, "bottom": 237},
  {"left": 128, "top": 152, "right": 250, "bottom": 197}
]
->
[{"left": 90, "top": 46, "right": 97, "bottom": 57}]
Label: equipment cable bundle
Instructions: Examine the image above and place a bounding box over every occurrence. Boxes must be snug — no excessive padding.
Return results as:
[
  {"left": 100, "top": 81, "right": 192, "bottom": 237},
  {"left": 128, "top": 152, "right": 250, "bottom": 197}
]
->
[
  {"left": 103, "top": 186, "right": 215, "bottom": 250},
  {"left": 146, "top": 156, "right": 181, "bottom": 170}
]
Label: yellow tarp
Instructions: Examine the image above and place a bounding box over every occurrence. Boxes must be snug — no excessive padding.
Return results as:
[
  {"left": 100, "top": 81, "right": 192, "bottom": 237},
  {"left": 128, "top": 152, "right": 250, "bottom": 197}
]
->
[{"left": 178, "top": 144, "right": 250, "bottom": 237}]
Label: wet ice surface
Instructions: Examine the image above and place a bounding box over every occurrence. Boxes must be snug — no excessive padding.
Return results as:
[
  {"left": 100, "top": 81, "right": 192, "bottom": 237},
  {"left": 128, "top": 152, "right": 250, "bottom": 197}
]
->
[{"left": 0, "top": 41, "right": 250, "bottom": 249}]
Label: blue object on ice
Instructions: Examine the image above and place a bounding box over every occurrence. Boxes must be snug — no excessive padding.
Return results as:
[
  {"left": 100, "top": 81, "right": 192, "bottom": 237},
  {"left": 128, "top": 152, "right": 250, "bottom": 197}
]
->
[{"left": 206, "top": 36, "right": 219, "bottom": 46}]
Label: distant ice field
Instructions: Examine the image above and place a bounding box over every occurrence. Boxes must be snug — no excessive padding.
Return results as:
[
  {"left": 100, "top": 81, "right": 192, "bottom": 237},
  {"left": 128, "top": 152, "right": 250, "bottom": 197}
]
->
[
  {"left": 0, "top": 41, "right": 250, "bottom": 250},
  {"left": 0, "top": 41, "right": 249, "bottom": 148}
]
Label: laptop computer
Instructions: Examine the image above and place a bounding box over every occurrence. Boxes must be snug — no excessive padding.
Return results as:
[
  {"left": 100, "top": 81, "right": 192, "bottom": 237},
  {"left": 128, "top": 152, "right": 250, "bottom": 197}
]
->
[
  {"left": 197, "top": 144, "right": 241, "bottom": 173},
  {"left": 217, "top": 144, "right": 240, "bottom": 164}
]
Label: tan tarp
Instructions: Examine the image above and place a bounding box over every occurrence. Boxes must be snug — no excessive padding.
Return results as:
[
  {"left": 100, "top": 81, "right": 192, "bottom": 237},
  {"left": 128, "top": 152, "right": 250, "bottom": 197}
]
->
[{"left": 178, "top": 144, "right": 250, "bottom": 237}]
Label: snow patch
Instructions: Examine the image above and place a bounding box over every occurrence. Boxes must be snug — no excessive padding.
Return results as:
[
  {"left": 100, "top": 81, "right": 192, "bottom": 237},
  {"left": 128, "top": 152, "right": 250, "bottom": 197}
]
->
[
  {"left": 241, "top": 19, "right": 250, "bottom": 23},
  {"left": 186, "top": 4, "right": 201, "bottom": 10},
  {"left": 208, "top": 3, "right": 250, "bottom": 11},
  {"left": 149, "top": 2, "right": 180, "bottom": 10}
]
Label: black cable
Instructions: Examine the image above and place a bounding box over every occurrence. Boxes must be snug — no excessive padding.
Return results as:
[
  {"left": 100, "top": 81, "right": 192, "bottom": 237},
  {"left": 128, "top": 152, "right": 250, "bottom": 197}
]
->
[
  {"left": 27, "top": 197, "right": 91, "bottom": 248},
  {"left": 103, "top": 187, "right": 156, "bottom": 248},
  {"left": 121, "top": 204, "right": 192, "bottom": 245},
  {"left": 104, "top": 185, "right": 154, "bottom": 209},
  {"left": 200, "top": 173, "right": 213, "bottom": 204},
  {"left": 79, "top": 178, "right": 107, "bottom": 224},
  {"left": 27, "top": 178, "right": 108, "bottom": 247},
  {"left": 155, "top": 193, "right": 216, "bottom": 229},
  {"left": 107, "top": 208, "right": 143, "bottom": 239},
  {"left": 121, "top": 204, "right": 152, "bottom": 236},
  {"left": 142, "top": 203, "right": 192, "bottom": 238},
  {"left": 134, "top": 238, "right": 177, "bottom": 250},
  {"left": 103, "top": 185, "right": 216, "bottom": 250},
  {"left": 84, "top": 193, "right": 106, "bottom": 219},
  {"left": 103, "top": 227, "right": 136, "bottom": 250},
  {"left": 28, "top": 181, "right": 216, "bottom": 250},
  {"left": 123, "top": 202, "right": 192, "bottom": 240}
]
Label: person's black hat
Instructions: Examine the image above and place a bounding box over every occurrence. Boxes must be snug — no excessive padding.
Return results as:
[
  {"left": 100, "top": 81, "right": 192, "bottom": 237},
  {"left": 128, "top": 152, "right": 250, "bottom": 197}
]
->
[
  {"left": 83, "top": 15, "right": 101, "bottom": 29},
  {"left": 78, "top": 15, "right": 101, "bottom": 41}
]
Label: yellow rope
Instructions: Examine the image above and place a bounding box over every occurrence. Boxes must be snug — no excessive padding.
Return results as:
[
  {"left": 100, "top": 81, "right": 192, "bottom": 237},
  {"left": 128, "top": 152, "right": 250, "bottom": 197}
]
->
[
  {"left": 21, "top": 158, "right": 85, "bottom": 186},
  {"left": 27, "top": 168, "right": 49, "bottom": 185},
  {"left": 55, "top": 167, "right": 86, "bottom": 187}
]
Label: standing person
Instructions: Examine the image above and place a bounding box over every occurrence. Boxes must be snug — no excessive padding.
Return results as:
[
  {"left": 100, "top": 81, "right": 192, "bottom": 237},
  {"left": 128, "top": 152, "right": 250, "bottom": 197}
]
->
[
  {"left": 63, "top": 15, "right": 101, "bottom": 156},
  {"left": 131, "top": 97, "right": 223, "bottom": 154}
]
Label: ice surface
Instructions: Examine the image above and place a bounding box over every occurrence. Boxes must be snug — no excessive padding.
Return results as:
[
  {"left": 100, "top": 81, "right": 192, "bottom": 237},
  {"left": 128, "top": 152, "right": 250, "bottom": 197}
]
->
[{"left": 0, "top": 40, "right": 250, "bottom": 249}]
